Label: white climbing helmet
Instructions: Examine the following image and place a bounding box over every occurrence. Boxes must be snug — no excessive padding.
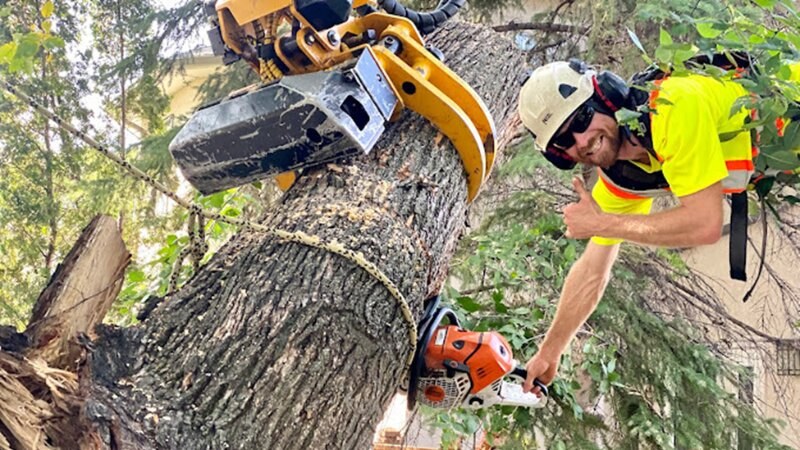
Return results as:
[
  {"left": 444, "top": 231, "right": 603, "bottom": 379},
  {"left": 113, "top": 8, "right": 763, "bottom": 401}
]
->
[{"left": 518, "top": 61, "right": 595, "bottom": 152}]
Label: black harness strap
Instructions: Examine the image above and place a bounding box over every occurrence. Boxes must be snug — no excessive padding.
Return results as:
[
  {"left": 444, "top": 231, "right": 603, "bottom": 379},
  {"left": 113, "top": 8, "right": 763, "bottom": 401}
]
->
[{"left": 729, "top": 191, "right": 748, "bottom": 281}]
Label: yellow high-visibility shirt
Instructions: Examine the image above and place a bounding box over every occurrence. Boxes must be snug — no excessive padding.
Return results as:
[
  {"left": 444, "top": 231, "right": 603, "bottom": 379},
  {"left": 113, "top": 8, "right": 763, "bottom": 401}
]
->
[{"left": 591, "top": 72, "right": 753, "bottom": 245}]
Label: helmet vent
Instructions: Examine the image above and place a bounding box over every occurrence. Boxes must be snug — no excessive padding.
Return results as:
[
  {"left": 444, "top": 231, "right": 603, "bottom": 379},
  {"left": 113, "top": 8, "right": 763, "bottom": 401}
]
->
[{"left": 558, "top": 83, "right": 578, "bottom": 99}]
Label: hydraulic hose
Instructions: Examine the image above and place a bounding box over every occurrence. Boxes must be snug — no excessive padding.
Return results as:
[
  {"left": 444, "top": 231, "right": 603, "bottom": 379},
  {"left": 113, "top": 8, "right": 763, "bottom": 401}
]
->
[{"left": 377, "top": 0, "right": 467, "bottom": 35}]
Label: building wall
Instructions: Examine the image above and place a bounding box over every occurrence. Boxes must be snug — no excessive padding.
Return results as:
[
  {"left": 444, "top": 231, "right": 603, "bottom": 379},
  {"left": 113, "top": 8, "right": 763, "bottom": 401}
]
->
[{"left": 681, "top": 203, "right": 800, "bottom": 449}]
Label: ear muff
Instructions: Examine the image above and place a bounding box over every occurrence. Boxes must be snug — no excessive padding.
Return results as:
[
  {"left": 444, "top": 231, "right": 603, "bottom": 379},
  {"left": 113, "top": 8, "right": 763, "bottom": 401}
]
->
[{"left": 593, "top": 71, "right": 630, "bottom": 112}]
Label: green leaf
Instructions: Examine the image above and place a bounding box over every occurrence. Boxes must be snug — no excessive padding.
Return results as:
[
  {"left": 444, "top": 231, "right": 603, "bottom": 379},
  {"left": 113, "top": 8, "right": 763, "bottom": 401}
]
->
[
  {"left": 204, "top": 191, "right": 227, "bottom": 209},
  {"left": 455, "top": 296, "right": 482, "bottom": 313},
  {"left": 655, "top": 46, "right": 672, "bottom": 64},
  {"left": 615, "top": 108, "right": 642, "bottom": 124},
  {"left": 221, "top": 207, "right": 241, "bottom": 217},
  {"left": 127, "top": 269, "right": 146, "bottom": 283},
  {"left": 653, "top": 97, "right": 674, "bottom": 107},
  {"left": 754, "top": 176, "right": 776, "bottom": 199},
  {"left": 8, "top": 55, "right": 34, "bottom": 74},
  {"left": 659, "top": 28, "right": 673, "bottom": 46},
  {"left": 492, "top": 291, "right": 508, "bottom": 313},
  {"left": 41, "top": 1, "right": 54, "bottom": 18},
  {"left": 718, "top": 130, "right": 744, "bottom": 142},
  {"left": 0, "top": 42, "right": 16, "bottom": 65},
  {"left": 696, "top": 22, "right": 723, "bottom": 39},
  {"left": 14, "top": 34, "right": 40, "bottom": 59},
  {"left": 673, "top": 46, "right": 699, "bottom": 64},
  {"left": 42, "top": 36, "right": 63, "bottom": 50},
  {"left": 763, "top": 150, "right": 800, "bottom": 170},
  {"left": 778, "top": 64, "right": 793, "bottom": 80}
]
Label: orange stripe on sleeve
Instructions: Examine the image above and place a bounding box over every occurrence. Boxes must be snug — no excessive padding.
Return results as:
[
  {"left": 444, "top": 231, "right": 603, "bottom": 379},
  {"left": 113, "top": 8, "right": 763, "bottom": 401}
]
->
[
  {"left": 723, "top": 187, "right": 746, "bottom": 194},
  {"left": 599, "top": 177, "right": 649, "bottom": 200},
  {"left": 726, "top": 159, "right": 754, "bottom": 171}
]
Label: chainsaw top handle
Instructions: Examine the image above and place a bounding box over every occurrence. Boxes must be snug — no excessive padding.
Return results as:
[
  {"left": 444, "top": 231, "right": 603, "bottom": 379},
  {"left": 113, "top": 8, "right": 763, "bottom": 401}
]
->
[{"left": 510, "top": 366, "right": 549, "bottom": 397}]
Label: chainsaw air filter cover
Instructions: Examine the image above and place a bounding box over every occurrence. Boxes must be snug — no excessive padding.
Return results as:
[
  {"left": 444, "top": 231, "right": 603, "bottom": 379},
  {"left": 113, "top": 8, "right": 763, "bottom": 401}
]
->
[
  {"left": 417, "top": 370, "right": 471, "bottom": 409},
  {"left": 169, "top": 49, "right": 397, "bottom": 195}
]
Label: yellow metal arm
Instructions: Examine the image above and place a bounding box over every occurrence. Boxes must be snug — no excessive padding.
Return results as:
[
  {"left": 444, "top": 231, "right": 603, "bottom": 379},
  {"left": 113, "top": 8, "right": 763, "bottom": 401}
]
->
[{"left": 212, "top": 1, "right": 495, "bottom": 201}]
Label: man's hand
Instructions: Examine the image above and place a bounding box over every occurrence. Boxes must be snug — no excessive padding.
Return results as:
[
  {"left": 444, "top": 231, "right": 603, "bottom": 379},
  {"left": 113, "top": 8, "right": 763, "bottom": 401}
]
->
[
  {"left": 563, "top": 177, "right": 605, "bottom": 239},
  {"left": 523, "top": 351, "right": 559, "bottom": 396}
]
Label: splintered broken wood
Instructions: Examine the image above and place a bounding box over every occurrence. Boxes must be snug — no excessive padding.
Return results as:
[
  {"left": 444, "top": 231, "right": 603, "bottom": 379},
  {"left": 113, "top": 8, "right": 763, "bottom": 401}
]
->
[
  {"left": 24, "top": 215, "right": 130, "bottom": 370},
  {"left": 0, "top": 352, "right": 80, "bottom": 450}
]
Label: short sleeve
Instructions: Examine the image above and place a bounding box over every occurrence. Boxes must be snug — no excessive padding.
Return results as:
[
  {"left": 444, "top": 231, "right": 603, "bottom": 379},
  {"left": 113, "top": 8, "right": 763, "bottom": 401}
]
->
[
  {"left": 650, "top": 81, "right": 728, "bottom": 198},
  {"left": 590, "top": 177, "right": 653, "bottom": 246}
]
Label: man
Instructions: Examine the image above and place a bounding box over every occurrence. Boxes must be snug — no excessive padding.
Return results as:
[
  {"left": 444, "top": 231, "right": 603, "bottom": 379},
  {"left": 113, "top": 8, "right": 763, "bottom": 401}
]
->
[{"left": 516, "top": 58, "right": 800, "bottom": 395}]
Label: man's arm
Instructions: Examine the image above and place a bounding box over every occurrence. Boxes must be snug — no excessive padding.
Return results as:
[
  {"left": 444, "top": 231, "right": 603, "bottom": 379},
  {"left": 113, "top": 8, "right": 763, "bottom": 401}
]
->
[
  {"left": 565, "top": 178, "right": 724, "bottom": 248},
  {"left": 523, "top": 241, "right": 619, "bottom": 394}
]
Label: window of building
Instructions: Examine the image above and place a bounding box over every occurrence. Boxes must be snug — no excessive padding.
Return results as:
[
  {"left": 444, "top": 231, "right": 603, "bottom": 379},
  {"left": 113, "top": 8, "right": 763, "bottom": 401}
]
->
[{"left": 776, "top": 341, "right": 800, "bottom": 376}]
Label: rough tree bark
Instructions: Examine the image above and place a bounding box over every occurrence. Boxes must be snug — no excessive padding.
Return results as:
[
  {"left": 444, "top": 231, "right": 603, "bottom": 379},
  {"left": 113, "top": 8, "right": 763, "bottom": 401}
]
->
[{"left": 3, "top": 22, "right": 527, "bottom": 450}]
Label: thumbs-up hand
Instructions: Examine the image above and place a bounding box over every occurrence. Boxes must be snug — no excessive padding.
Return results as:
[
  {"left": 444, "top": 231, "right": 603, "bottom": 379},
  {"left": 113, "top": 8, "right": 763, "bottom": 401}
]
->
[{"left": 563, "top": 177, "right": 604, "bottom": 239}]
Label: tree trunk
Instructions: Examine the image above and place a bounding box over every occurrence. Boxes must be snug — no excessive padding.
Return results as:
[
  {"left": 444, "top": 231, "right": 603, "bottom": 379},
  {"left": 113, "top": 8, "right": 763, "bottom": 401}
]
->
[{"left": 6, "top": 22, "right": 526, "bottom": 450}]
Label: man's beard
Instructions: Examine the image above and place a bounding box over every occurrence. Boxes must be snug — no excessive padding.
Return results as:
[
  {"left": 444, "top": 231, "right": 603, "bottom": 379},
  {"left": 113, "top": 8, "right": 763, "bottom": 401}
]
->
[{"left": 587, "top": 134, "right": 620, "bottom": 168}]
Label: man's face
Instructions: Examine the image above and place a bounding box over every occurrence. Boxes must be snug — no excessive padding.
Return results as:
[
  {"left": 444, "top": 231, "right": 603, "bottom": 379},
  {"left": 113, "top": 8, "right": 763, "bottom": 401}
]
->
[{"left": 547, "top": 104, "right": 621, "bottom": 168}]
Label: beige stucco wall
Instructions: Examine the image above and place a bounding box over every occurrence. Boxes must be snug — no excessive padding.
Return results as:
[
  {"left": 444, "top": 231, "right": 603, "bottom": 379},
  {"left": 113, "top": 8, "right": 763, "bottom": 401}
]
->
[
  {"left": 681, "top": 202, "right": 800, "bottom": 449},
  {"left": 160, "top": 52, "right": 221, "bottom": 119}
]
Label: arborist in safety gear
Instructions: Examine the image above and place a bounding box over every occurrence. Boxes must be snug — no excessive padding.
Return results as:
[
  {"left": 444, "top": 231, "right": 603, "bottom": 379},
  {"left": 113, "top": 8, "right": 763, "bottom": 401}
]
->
[{"left": 516, "top": 57, "right": 800, "bottom": 396}]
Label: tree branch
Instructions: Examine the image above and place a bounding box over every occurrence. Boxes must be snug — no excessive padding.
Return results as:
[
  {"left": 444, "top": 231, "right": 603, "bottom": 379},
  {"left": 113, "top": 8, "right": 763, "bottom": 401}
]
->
[{"left": 492, "top": 21, "right": 587, "bottom": 34}]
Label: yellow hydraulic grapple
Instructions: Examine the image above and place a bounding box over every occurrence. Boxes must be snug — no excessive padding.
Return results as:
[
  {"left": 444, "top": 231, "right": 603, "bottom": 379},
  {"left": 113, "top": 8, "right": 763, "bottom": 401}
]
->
[{"left": 169, "top": 0, "right": 495, "bottom": 201}]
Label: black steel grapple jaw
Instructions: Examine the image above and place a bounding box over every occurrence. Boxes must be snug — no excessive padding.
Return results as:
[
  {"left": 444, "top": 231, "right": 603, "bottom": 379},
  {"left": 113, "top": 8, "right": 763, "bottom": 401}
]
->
[{"left": 169, "top": 50, "right": 397, "bottom": 195}]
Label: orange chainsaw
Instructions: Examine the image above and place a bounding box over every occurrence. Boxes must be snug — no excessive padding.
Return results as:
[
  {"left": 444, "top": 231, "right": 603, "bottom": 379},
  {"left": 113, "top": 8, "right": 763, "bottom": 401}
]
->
[
  {"left": 408, "top": 296, "right": 548, "bottom": 410},
  {"left": 169, "top": 0, "right": 495, "bottom": 200}
]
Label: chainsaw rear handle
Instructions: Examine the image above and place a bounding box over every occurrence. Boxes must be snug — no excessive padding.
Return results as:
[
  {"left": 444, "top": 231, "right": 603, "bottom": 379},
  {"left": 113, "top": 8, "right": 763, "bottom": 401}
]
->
[{"left": 510, "top": 367, "right": 549, "bottom": 397}]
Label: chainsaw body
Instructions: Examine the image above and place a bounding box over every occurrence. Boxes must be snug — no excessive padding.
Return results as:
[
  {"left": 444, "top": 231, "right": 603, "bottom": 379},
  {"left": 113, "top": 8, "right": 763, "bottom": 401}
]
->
[
  {"left": 408, "top": 298, "right": 548, "bottom": 410},
  {"left": 169, "top": 0, "right": 495, "bottom": 201}
]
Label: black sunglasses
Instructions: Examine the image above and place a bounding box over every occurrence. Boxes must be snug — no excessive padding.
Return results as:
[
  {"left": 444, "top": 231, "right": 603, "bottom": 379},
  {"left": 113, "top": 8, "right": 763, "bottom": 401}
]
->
[{"left": 548, "top": 104, "right": 595, "bottom": 151}]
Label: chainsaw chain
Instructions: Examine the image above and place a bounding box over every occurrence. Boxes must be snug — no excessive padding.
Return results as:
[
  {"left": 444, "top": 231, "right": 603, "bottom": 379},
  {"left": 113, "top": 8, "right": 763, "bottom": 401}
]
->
[{"left": 1, "top": 80, "right": 418, "bottom": 368}]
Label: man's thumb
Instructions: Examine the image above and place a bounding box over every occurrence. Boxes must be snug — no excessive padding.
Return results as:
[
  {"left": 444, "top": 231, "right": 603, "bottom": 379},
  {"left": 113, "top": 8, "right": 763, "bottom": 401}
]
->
[{"left": 572, "top": 177, "right": 590, "bottom": 198}]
